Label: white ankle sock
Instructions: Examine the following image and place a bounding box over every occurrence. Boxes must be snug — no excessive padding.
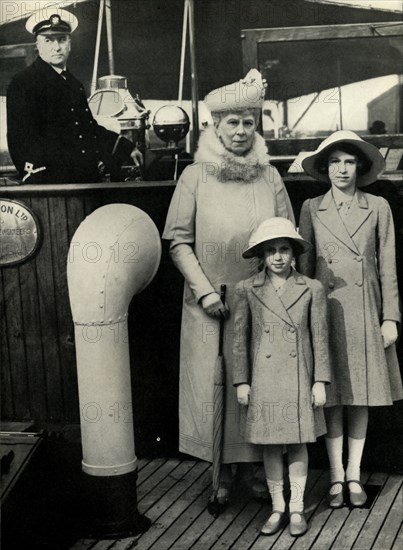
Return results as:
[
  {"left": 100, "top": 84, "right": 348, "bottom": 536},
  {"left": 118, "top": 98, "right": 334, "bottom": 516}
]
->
[
  {"left": 289, "top": 474, "right": 307, "bottom": 514},
  {"left": 346, "top": 437, "right": 366, "bottom": 491},
  {"left": 325, "top": 435, "right": 345, "bottom": 484},
  {"left": 266, "top": 478, "right": 285, "bottom": 512}
]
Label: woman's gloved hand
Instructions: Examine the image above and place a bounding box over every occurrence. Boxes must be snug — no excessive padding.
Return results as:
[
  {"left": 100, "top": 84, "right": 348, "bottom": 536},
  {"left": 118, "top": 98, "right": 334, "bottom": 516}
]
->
[
  {"left": 312, "top": 382, "right": 326, "bottom": 408},
  {"left": 200, "top": 292, "right": 229, "bottom": 319},
  {"left": 381, "top": 320, "right": 398, "bottom": 348},
  {"left": 237, "top": 384, "right": 251, "bottom": 406}
]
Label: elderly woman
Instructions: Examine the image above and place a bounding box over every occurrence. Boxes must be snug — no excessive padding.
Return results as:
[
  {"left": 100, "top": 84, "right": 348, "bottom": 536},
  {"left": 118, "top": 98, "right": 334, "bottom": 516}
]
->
[
  {"left": 298, "top": 130, "right": 402, "bottom": 509},
  {"left": 163, "top": 70, "right": 295, "bottom": 502}
]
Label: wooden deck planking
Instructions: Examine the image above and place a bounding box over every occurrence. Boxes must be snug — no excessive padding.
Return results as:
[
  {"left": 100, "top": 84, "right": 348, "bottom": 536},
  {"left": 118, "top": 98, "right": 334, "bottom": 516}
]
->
[
  {"left": 209, "top": 498, "right": 263, "bottom": 550},
  {"left": 146, "top": 468, "right": 212, "bottom": 549},
  {"left": 372, "top": 486, "right": 403, "bottom": 550},
  {"left": 351, "top": 474, "right": 402, "bottom": 550},
  {"left": 138, "top": 460, "right": 196, "bottom": 512},
  {"left": 111, "top": 461, "right": 209, "bottom": 549},
  {"left": 391, "top": 523, "right": 403, "bottom": 550},
  {"left": 69, "top": 464, "right": 402, "bottom": 550},
  {"left": 132, "top": 464, "right": 212, "bottom": 549}
]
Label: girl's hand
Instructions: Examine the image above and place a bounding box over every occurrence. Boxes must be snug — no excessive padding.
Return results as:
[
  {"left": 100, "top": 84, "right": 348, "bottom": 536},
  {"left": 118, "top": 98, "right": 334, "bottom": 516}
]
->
[
  {"left": 201, "top": 292, "right": 229, "bottom": 319},
  {"left": 381, "top": 320, "right": 398, "bottom": 348},
  {"left": 237, "top": 384, "right": 251, "bottom": 406},
  {"left": 312, "top": 382, "right": 326, "bottom": 408}
]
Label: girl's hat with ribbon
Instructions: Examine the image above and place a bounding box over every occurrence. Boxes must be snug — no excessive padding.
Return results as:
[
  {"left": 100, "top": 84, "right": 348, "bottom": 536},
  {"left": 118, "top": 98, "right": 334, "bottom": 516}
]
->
[
  {"left": 302, "top": 130, "right": 385, "bottom": 187},
  {"left": 243, "top": 217, "right": 312, "bottom": 259},
  {"left": 204, "top": 69, "right": 265, "bottom": 113}
]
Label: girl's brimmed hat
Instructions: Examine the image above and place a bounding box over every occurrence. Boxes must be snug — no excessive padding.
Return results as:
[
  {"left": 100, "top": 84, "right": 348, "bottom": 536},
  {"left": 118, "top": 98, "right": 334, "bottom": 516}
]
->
[
  {"left": 301, "top": 130, "right": 385, "bottom": 187},
  {"left": 204, "top": 69, "right": 265, "bottom": 113},
  {"left": 243, "top": 217, "right": 312, "bottom": 259}
]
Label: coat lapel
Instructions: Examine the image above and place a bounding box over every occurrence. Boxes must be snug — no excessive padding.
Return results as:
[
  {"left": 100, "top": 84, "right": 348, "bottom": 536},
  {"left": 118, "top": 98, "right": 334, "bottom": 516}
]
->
[
  {"left": 342, "top": 190, "right": 373, "bottom": 238},
  {"left": 251, "top": 270, "right": 292, "bottom": 325},
  {"left": 279, "top": 271, "right": 309, "bottom": 311},
  {"left": 316, "top": 190, "right": 359, "bottom": 254}
]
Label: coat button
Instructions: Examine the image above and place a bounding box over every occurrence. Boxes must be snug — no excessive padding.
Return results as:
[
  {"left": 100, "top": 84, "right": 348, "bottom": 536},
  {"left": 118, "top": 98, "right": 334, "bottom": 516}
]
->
[
  {"left": 289, "top": 327, "right": 295, "bottom": 333},
  {"left": 85, "top": 108, "right": 89, "bottom": 112},
  {"left": 75, "top": 121, "right": 79, "bottom": 125},
  {"left": 81, "top": 150, "right": 86, "bottom": 154},
  {"left": 79, "top": 135, "right": 83, "bottom": 139},
  {"left": 290, "top": 350, "right": 296, "bottom": 357},
  {"left": 71, "top": 107, "right": 75, "bottom": 112},
  {"left": 266, "top": 353, "right": 271, "bottom": 358},
  {"left": 328, "top": 259, "right": 332, "bottom": 264},
  {"left": 356, "top": 256, "right": 363, "bottom": 262},
  {"left": 329, "top": 282, "right": 335, "bottom": 289},
  {"left": 265, "top": 328, "right": 270, "bottom": 333},
  {"left": 355, "top": 281, "right": 363, "bottom": 287}
]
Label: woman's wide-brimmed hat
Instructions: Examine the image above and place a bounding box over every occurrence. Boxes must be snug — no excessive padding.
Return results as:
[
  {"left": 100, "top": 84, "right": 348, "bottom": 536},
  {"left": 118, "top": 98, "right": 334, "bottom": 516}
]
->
[
  {"left": 302, "top": 130, "right": 385, "bottom": 187},
  {"left": 204, "top": 69, "right": 265, "bottom": 113},
  {"left": 243, "top": 217, "right": 312, "bottom": 259}
]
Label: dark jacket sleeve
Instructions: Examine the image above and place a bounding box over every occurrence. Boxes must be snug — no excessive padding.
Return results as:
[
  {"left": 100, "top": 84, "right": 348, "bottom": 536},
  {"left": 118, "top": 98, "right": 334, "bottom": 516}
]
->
[{"left": 7, "top": 75, "right": 48, "bottom": 178}]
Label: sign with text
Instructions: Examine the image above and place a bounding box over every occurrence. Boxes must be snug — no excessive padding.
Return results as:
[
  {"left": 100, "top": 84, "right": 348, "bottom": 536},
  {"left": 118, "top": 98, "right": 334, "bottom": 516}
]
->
[{"left": 0, "top": 199, "right": 40, "bottom": 266}]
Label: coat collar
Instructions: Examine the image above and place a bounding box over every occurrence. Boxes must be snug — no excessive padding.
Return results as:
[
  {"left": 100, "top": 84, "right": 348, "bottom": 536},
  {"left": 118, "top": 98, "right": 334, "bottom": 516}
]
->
[
  {"left": 251, "top": 269, "right": 308, "bottom": 324},
  {"left": 341, "top": 190, "right": 372, "bottom": 238},
  {"left": 34, "top": 56, "right": 75, "bottom": 90},
  {"left": 317, "top": 190, "right": 366, "bottom": 254},
  {"left": 194, "top": 125, "right": 270, "bottom": 182}
]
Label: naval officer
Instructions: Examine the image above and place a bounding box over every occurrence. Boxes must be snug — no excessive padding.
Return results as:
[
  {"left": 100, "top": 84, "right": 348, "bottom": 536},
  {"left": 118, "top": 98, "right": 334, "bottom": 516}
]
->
[{"left": 6, "top": 8, "right": 142, "bottom": 184}]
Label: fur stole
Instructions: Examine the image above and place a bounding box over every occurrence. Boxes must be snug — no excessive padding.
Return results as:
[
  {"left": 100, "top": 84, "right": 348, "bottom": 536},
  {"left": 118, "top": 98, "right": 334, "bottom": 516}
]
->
[{"left": 194, "top": 125, "right": 270, "bottom": 182}]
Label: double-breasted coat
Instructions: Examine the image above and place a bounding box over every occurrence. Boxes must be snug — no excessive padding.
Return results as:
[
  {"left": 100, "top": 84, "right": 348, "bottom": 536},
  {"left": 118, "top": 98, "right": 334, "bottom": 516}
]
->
[
  {"left": 232, "top": 269, "right": 331, "bottom": 444},
  {"left": 7, "top": 57, "right": 133, "bottom": 183},
  {"left": 162, "top": 126, "right": 295, "bottom": 463},
  {"left": 298, "top": 190, "right": 403, "bottom": 406}
]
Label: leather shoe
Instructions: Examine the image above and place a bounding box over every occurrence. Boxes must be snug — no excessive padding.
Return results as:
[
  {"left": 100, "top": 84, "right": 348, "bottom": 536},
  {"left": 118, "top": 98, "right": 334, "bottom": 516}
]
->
[
  {"left": 289, "top": 511, "right": 308, "bottom": 537},
  {"left": 260, "top": 511, "right": 287, "bottom": 535},
  {"left": 326, "top": 481, "right": 345, "bottom": 508},
  {"left": 347, "top": 480, "right": 367, "bottom": 507}
]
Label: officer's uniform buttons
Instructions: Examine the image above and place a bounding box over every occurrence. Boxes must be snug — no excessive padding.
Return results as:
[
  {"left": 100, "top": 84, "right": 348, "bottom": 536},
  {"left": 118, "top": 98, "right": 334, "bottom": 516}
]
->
[
  {"left": 328, "top": 259, "right": 333, "bottom": 264},
  {"left": 290, "top": 351, "right": 296, "bottom": 357},
  {"left": 266, "top": 353, "right": 271, "bottom": 358},
  {"left": 355, "top": 281, "right": 363, "bottom": 287},
  {"left": 79, "top": 135, "right": 83, "bottom": 139},
  {"left": 265, "top": 328, "right": 270, "bottom": 333},
  {"left": 329, "top": 282, "right": 335, "bottom": 289},
  {"left": 81, "top": 150, "right": 86, "bottom": 154},
  {"left": 71, "top": 108, "right": 75, "bottom": 112},
  {"left": 90, "top": 120, "right": 94, "bottom": 124},
  {"left": 85, "top": 108, "right": 89, "bottom": 112},
  {"left": 356, "top": 256, "right": 363, "bottom": 262},
  {"left": 75, "top": 121, "right": 79, "bottom": 125},
  {"left": 289, "top": 327, "right": 295, "bottom": 333}
]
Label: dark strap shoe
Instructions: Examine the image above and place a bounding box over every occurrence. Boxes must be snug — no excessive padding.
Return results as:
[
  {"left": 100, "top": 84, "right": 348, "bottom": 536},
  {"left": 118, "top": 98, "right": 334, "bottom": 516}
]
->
[
  {"left": 327, "top": 481, "right": 345, "bottom": 508},
  {"left": 347, "top": 480, "right": 367, "bottom": 507}
]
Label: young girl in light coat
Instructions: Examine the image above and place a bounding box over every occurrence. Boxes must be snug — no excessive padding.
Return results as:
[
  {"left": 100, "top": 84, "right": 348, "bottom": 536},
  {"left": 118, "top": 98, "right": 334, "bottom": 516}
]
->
[{"left": 233, "top": 217, "right": 331, "bottom": 536}]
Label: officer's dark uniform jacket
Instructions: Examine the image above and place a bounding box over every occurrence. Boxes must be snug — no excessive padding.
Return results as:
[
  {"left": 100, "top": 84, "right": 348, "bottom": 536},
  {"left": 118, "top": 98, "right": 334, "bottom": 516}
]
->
[{"left": 7, "top": 57, "right": 133, "bottom": 183}]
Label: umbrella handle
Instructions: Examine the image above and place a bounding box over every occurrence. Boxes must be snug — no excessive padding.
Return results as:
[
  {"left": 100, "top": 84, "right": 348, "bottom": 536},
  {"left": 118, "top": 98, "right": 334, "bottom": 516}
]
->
[{"left": 218, "top": 284, "right": 226, "bottom": 357}]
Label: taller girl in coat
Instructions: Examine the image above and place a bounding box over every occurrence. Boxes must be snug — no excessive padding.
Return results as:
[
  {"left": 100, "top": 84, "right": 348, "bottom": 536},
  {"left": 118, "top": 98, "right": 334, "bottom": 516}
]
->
[
  {"left": 298, "top": 130, "right": 402, "bottom": 508},
  {"left": 163, "top": 70, "right": 295, "bottom": 503}
]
